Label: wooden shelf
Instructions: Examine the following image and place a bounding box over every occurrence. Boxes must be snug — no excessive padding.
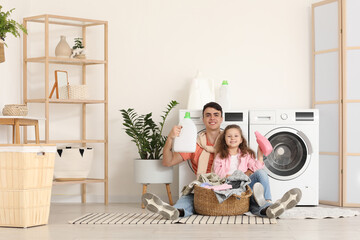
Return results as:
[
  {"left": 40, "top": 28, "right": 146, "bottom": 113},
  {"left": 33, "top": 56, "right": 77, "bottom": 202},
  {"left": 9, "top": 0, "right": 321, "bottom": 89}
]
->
[
  {"left": 27, "top": 139, "right": 106, "bottom": 144},
  {"left": 23, "top": 14, "right": 108, "bottom": 205},
  {"left": 26, "top": 99, "right": 106, "bottom": 104},
  {"left": 53, "top": 178, "right": 106, "bottom": 185},
  {"left": 24, "top": 14, "right": 107, "bottom": 27},
  {"left": 25, "top": 57, "right": 106, "bottom": 65}
]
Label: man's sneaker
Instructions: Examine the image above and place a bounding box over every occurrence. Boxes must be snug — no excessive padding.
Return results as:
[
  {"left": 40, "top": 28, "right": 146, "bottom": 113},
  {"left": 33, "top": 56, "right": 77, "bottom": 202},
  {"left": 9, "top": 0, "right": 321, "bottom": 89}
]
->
[
  {"left": 141, "top": 193, "right": 179, "bottom": 220},
  {"left": 266, "top": 188, "right": 302, "bottom": 219},
  {"left": 253, "top": 182, "right": 267, "bottom": 207}
]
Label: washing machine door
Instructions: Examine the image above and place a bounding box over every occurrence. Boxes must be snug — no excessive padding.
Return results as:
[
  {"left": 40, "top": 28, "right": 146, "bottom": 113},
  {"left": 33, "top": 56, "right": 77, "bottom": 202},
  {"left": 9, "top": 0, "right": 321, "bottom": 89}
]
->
[{"left": 264, "top": 127, "right": 313, "bottom": 181}]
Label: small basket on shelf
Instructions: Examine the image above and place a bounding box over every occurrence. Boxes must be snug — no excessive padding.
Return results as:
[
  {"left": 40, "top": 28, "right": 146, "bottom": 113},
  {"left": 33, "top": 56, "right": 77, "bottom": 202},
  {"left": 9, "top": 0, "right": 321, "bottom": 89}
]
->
[
  {"left": 2, "top": 104, "right": 28, "bottom": 116},
  {"left": 59, "top": 85, "right": 89, "bottom": 100},
  {"left": 193, "top": 184, "right": 252, "bottom": 216}
]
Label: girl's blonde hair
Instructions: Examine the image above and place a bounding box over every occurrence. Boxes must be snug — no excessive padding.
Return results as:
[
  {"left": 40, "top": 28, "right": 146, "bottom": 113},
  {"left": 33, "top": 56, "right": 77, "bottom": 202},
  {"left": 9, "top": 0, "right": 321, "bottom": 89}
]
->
[{"left": 215, "top": 124, "right": 255, "bottom": 159}]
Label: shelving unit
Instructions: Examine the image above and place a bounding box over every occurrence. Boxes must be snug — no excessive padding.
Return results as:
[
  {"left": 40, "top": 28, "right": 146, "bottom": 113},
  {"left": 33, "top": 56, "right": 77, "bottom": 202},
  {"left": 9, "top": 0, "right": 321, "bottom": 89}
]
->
[{"left": 23, "top": 15, "right": 108, "bottom": 204}]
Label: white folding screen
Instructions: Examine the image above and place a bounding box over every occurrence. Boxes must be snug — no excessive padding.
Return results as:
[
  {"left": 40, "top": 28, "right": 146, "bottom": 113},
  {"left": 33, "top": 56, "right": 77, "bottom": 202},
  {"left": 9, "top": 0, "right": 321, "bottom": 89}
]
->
[
  {"left": 313, "top": 0, "right": 342, "bottom": 206},
  {"left": 313, "top": 0, "right": 360, "bottom": 207},
  {"left": 343, "top": 0, "right": 360, "bottom": 207}
]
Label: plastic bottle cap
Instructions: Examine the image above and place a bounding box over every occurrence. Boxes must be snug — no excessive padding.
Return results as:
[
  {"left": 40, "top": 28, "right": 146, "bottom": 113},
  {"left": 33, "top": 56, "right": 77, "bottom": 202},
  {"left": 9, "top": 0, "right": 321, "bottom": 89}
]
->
[
  {"left": 222, "top": 80, "right": 229, "bottom": 85},
  {"left": 184, "top": 112, "right": 191, "bottom": 119}
]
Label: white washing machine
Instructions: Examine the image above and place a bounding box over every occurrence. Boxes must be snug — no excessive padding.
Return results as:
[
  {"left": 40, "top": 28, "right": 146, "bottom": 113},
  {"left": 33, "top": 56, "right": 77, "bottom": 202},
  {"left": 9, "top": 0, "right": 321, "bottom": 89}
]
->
[
  {"left": 249, "top": 109, "right": 319, "bottom": 205},
  {"left": 178, "top": 109, "right": 249, "bottom": 196}
]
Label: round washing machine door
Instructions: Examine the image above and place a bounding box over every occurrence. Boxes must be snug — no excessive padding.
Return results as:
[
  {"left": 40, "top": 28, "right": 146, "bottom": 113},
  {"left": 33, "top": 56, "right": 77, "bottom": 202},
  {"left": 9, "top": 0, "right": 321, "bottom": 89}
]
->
[{"left": 263, "top": 127, "right": 313, "bottom": 181}]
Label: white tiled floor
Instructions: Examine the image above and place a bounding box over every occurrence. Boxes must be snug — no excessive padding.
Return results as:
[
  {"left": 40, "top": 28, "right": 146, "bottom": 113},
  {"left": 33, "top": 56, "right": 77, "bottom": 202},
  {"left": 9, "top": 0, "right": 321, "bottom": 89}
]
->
[{"left": 1, "top": 203, "right": 360, "bottom": 240}]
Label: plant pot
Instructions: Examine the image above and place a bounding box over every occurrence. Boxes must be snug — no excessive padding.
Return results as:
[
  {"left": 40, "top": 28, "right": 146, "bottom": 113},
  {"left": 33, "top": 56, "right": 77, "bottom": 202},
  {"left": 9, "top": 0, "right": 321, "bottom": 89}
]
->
[
  {"left": 134, "top": 159, "right": 173, "bottom": 184},
  {"left": 74, "top": 53, "right": 86, "bottom": 59},
  {"left": 0, "top": 41, "right": 5, "bottom": 63}
]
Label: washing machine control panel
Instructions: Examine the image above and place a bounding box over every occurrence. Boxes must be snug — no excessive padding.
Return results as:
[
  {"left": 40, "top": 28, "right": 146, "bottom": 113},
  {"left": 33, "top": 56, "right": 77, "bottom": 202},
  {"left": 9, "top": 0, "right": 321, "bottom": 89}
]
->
[{"left": 280, "top": 113, "right": 288, "bottom": 120}]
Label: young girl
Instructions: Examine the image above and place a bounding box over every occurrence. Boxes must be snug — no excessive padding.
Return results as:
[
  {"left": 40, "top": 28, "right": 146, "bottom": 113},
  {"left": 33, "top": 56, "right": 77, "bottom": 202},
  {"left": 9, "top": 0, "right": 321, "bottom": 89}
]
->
[
  {"left": 213, "top": 124, "right": 272, "bottom": 203},
  {"left": 213, "top": 124, "right": 302, "bottom": 218}
]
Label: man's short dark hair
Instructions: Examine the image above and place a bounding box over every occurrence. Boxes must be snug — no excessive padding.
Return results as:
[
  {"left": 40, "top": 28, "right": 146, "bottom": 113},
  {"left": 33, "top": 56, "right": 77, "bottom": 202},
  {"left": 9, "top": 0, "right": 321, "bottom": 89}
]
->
[{"left": 202, "top": 102, "right": 223, "bottom": 117}]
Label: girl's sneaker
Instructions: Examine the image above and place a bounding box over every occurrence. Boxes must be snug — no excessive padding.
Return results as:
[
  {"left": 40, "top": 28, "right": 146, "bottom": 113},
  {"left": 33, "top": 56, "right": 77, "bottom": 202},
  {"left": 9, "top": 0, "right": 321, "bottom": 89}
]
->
[
  {"left": 141, "top": 193, "right": 179, "bottom": 220},
  {"left": 253, "top": 182, "right": 267, "bottom": 207}
]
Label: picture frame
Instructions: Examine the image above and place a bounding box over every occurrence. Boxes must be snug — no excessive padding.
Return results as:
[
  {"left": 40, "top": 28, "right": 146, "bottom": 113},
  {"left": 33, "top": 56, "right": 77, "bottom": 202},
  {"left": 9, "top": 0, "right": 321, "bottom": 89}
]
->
[{"left": 50, "top": 70, "right": 69, "bottom": 99}]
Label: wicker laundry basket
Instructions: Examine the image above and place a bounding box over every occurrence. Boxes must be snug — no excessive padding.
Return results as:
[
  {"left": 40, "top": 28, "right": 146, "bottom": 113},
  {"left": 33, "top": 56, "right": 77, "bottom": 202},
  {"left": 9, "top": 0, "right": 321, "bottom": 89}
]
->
[
  {"left": 194, "top": 184, "right": 252, "bottom": 216},
  {"left": 0, "top": 145, "right": 56, "bottom": 228}
]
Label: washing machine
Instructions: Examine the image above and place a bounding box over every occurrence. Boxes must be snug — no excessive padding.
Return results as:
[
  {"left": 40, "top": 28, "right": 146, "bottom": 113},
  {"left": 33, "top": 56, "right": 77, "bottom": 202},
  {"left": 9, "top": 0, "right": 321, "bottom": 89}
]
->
[
  {"left": 178, "top": 109, "right": 249, "bottom": 196},
  {"left": 249, "top": 109, "right": 319, "bottom": 205}
]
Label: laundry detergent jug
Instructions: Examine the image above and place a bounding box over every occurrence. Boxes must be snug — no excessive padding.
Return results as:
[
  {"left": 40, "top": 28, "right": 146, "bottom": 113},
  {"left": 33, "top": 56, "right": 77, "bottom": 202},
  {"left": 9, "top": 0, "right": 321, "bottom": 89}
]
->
[
  {"left": 187, "top": 72, "right": 215, "bottom": 109},
  {"left": 255, "top": 131, "right": 273, "bottom": 156},
  {"left": 173, "top": 112, "right": 197, "bottom": 153},
  {"left": 218, "top": 80, "right": 231, "bottom": 111}
]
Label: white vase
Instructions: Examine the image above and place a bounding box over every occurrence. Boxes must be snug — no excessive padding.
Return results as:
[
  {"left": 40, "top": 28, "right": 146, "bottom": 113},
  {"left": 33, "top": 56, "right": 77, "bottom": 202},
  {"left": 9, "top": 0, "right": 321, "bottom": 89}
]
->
[
  {"left": 55, "top": 35, "right": 71, "bottom": 57},
  {"left": 134, "top": 159, "right": 173, "bottom": 184}
]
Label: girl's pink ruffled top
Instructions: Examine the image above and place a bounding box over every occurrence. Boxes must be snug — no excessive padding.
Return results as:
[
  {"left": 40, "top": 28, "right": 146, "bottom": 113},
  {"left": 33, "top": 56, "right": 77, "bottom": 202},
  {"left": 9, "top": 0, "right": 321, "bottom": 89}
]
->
[{"left": 213, "top": 150, "right": 264, "bottom": 178}]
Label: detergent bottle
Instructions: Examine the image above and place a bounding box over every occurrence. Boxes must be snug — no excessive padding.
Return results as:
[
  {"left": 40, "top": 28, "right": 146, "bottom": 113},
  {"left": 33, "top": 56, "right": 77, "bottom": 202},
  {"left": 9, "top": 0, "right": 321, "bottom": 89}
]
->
[
  {"left": 187, "top": 71, "right": 215, "bottom": 109},
  {"left": 173, "top": 112, "right": 197, "bottom": 153},
  {"left": 218, "top": 80, "right": 231, "bottom": 111},
  {"left": 255, "top": 131, "right": 273, "bottom": 156}
]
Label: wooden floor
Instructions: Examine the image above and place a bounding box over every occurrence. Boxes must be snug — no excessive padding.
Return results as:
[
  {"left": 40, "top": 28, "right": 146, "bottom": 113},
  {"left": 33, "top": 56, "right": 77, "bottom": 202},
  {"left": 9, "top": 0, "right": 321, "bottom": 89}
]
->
[{"left": 1, "top": 203, "right": 360, "bottom": 240}]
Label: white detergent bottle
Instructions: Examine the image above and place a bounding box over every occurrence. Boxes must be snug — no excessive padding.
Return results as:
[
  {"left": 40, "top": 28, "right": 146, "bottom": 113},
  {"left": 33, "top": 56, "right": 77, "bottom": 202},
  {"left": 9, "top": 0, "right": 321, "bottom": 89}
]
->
[
  {"left": 218, "top": 80, "right": 231, "bottom": 111},
  {"left": 187, "top": 71, "right": 215, "bottom": 109},
  {"left": 173, "top": 112, "right": 197, "bottom": 153}
]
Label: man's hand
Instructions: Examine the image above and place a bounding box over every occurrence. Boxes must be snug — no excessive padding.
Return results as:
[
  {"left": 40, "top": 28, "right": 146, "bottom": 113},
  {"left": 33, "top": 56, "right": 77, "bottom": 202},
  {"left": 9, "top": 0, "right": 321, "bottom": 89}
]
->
[
  {"left": 168, "top": 125, "right": 182, "bottom": 140},
  {"left": 162, "top": 125, "right": 185, "bottom": 167}
]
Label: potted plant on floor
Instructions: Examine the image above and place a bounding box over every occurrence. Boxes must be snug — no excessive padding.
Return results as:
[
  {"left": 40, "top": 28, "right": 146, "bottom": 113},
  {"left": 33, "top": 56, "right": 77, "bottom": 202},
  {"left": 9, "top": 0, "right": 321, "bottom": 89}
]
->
[
  {"left": 120, "top": 100, "right": 179, "bottom": 185},
  {"left": 0, "top": 5, "right": 27, "bottom": 63}
]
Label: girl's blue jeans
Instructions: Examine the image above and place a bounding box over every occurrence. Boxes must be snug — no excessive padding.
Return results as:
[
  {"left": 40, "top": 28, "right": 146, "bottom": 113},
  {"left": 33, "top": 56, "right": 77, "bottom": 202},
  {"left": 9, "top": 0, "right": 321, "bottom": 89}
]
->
[{"left": 248, "top": 169, "right": 272, "bottom": 217}]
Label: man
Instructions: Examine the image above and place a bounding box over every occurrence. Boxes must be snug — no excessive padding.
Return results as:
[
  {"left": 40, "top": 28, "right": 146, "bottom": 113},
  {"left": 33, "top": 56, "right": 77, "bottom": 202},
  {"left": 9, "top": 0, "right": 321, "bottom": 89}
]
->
[{"left": 142, "top": 102, "right": 301, "bottom": 220}]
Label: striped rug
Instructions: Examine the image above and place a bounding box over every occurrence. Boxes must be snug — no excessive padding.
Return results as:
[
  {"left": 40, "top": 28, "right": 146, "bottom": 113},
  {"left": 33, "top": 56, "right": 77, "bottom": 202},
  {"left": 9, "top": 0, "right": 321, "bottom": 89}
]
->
[{"left": 69, "top": 212, "right": 277, "bottom": 225}]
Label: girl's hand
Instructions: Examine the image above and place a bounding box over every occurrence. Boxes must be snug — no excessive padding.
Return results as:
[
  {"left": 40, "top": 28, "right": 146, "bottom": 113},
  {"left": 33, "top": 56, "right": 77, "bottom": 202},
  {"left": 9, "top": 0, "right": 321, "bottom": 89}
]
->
[
  {"left": 168, "top": 125, "right": 182, "bottom": 139},
  {"left": 257, "top": 146, "right": 264, "bottom": 162}
]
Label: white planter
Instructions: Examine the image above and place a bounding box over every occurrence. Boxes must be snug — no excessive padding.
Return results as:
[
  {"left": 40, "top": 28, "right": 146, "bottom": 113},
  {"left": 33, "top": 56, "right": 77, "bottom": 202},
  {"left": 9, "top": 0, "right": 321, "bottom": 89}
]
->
[{"left": 134, "top": 159, "right": 173, "bottom": 184}]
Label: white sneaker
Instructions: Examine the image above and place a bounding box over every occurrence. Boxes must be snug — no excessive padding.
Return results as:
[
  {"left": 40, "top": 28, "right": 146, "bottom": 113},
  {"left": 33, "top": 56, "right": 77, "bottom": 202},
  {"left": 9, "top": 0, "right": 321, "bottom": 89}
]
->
[
  {"left": 253, "top": 182, "right": 267, "bottom": 207},
  {"left": 266, "top": 188, "right": 302, "bottom": 219},
  {"left": 141, "top": 193, "right": 179, "bottom": 220}
]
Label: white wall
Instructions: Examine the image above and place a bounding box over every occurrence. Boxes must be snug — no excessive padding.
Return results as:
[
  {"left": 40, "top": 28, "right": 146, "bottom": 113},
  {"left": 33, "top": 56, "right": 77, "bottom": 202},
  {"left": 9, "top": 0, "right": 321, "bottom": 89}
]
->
[
  {"left": 0, "top": 0, "right": 29, "bottom": 142},
  {"left": 1, "top": 0, "right": 313, "bottom": 202}
]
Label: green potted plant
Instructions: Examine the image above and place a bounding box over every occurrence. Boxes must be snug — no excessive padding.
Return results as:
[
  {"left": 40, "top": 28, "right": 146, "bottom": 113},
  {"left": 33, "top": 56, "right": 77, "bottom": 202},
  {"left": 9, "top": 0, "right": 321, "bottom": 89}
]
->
[
  {"left": 0, "top": 5, "right": 27, "bottom": 63},
  {"left": 71, "top": 37, "right": 86, "bottom": 59},
  {"left": 120, "top": 100, "right": 179, "bottom": 184}
]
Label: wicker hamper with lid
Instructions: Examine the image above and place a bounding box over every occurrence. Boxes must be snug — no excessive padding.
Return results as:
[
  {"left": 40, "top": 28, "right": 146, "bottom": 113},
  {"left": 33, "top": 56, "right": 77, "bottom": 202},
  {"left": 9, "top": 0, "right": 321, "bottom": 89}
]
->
[
  {"left": 0, "top": 145, "right": 56, "bottom": 228},
  {"left": 194, "top": 184, "right": 252, "bottom": 216}
]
